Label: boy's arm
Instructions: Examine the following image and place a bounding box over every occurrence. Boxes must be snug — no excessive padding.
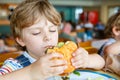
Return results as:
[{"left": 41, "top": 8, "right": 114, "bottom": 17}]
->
[
  {"left": 0, "top": 66, "right": 32, "bottom": 80},
  {"left": 87, "top": 54, "right": 105, "bottom": 70},
  {"left": 0, "top": 63, "right": 45, "bottom": 80}
]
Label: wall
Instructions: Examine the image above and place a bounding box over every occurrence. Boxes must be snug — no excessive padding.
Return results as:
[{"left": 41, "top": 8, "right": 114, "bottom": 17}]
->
[
  {"left": 0, "top": 25, "right": 11, "bottom": 35},
  {"left": 50, "top": 0, "right": 120, "bottom": 24},
  {"left": 55, "top": 6, "right": 76, "bottom": 23},
  {"left": 0, "top": 0, "right": 120, "bottom": 35}
]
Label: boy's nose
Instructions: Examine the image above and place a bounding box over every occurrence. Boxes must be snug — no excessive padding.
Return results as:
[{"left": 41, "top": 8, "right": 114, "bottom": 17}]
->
[{"left": 43, "top": 35, "right": 51, "bottom": 41}]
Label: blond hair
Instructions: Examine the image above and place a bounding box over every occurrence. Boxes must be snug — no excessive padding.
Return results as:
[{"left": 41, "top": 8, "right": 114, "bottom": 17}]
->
[
  {"left": 10, "top": 0, "right": 61, "bottom": 50},
  {"left": 10, "top": 0, "right": 61, "bottom": 38}
]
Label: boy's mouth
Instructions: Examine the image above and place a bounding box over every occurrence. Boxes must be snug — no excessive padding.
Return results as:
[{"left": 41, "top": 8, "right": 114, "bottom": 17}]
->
[
  {"left": 44, "top": 45, "right": 54, "bottom": 49},
  {"left": 44, "top": 45, "right": 54, "bottom": 54}
]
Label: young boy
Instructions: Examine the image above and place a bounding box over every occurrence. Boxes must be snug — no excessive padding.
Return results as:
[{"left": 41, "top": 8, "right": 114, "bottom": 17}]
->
[
  {"left": 103, "top": 41, "right": 120, "bottom": 76},
  {"left": 0, "top": 0, "right": 105, "bottom": 80},
  {"left": 97, "top": 12, "right": 120, "bottom": 77},
  {"left": 98, "top": 12, "right": 120, "bottom": 57}
]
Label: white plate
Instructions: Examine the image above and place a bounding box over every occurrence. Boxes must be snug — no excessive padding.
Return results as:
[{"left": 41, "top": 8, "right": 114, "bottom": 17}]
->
[
  {"left": 69, "top": 70, "right": 117, "bottom": 80},
  {"left": 48, "top": 70, "right": 117, "bottom": 80}
]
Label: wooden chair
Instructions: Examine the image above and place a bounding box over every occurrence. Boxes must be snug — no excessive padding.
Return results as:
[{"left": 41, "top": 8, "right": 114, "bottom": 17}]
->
[
  {"left": 78, "top": 40, "right": 92, "bottom": 48},
  {"left": 75, "top": 28, "right": 85, "bottom": 33},
  {"left": 58, "top": 37, "right": 71, "bottom": 42},
  {"left": 84, "top": 47, "right": 98, "bottom": 54},
  {"left": 78, "top": 41, "right": 98, "bottom": 54},
  {"left": 5, "top": 38, "right": 16, "bottom": 46},
  {"left": 0, "top": 52, "right": 20, "bottom": 67}
]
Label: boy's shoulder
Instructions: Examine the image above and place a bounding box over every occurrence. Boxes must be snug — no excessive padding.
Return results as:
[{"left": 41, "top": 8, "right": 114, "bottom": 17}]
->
[
  {"left": 0, "top": 53, "right": 32, "bottom": 75},
  {"left": 0, "top": 58, "right": 23, "bottom": 74},
  {"left": 1, "top": 54, "right": 31, "bottom": 70},
  {"left": 0, "top": 54, "right": 32, "bottom": 75},
  {"left": 15, "top": 54, "right": 31, "bottom": 67}
]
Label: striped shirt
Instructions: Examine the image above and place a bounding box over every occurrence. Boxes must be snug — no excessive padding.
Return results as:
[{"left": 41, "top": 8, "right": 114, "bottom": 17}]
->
[
  {"left": 0, "top": 51, "right": 62, "bottom": 80},
  {"left": 0, "top": 51, "right": 35, "bottom": 75}
]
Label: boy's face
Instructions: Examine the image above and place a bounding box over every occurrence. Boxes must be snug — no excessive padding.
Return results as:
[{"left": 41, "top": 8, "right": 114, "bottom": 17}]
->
[
  {"left": 112, "top": 26, "right": 120, "bottom": 40},
  {"left": 16, "top": 18, "right": 58, "bottom": 59}
]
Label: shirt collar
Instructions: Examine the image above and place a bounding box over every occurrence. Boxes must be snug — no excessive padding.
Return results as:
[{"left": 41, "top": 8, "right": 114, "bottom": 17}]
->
[{"left": 23, "top": 51, "right": 36, "bottom": 63}]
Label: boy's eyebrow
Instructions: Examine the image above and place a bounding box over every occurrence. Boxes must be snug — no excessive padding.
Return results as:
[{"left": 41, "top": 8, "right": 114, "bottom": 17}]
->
[
  {"left": 49, "top": 25, "right": 57, "bottom": 29},
  {"left": 49, "top": 25, "right": 54, "bottom": 27},
  {"left": 27, "top": 27, "right": 42, "bottom": 30},
  {"left": 49, "top": 24, "right": 57, "bottom": 27}
]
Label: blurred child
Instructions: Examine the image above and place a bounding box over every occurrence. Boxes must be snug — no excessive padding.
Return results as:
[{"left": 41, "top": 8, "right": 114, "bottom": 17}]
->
[
  {"left": 59, "top": 21, "right": 82, "bottom": 43},
  {"left": 0, "top": 39, "right": 7, "bottom": 53},
  {"left": 98, "top": 12, "right": 120, "bottom": 56},
  {"left": 59, "top": 21, "right": 77, "bottom": 42},
  {"left": 0, "top": 0, "right": 105, "bottom": 80},
  {"left": 103, "top": 41, "right": 120, "bottom": 76},
  {"left": 94, "top": 20, "right": 105, "bottom": 39}
]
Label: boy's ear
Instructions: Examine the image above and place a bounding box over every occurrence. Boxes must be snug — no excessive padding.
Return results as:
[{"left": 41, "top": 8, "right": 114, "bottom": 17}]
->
[
  {"left": 16, "top": 37, "right": 25, "bottom": 47},
  {"left": 112, "top": 26, "right": 120, "bottom": 36}
]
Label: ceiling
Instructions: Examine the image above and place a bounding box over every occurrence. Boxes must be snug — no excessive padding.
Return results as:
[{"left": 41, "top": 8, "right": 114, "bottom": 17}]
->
[{"left": 0, "top": 0, "right": 120, "bottom": 7}]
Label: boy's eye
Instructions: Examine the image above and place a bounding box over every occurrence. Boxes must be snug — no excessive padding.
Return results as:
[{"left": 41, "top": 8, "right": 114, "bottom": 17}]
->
[
  {"left": 32, "top": 32, "right": 41, "bottom": 35},
  {"left": 50, "top": 30, "right": 56, "bottom": 32}
]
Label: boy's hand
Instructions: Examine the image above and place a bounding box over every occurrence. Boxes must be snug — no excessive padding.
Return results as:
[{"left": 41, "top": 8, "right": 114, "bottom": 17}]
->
[
  {"left": 71, "top": 47, "right": 89, "bottom": 69},
  {"left": 30, "top": 53, "right": 68, "bottom": 80}
]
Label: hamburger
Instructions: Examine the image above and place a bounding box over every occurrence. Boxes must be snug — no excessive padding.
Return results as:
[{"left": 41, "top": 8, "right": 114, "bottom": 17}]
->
[{"left": 47, "top": 41, "right": 78, "bottom": 76}]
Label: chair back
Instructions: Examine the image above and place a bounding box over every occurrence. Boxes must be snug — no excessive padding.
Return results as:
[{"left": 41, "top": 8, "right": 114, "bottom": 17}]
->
[
  {"left": 84, "top": 47, "right": 98, "bottom": 54},
  {"left": 0, "top": 52, "right": 20, "bottom": 66},
  {"left": 58, "top": 38, "right": 71, "bottom": 42},
  {"left": 78, "top": 41, "right": 98, "bottom": 54},
  {"left": 78, "top": 41, "right": 92, "bottom": 48}
]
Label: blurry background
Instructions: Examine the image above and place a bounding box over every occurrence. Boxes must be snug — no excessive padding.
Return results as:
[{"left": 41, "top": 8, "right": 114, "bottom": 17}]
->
[
  {"left": 0, "top": 0, "right": 120, "bottom": 53},
  {"left": 0, "top": 0, "right": 120, "bottom": 35}
]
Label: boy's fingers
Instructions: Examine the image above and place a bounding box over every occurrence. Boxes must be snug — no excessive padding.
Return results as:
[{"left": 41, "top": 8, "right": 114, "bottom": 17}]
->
[
  {"left": 72, "top": 60, "right": 85, "bottom": 68},
  {"left": 50, "top": 60, "right": 67, "bottom": 66},
  {"left": 71, "top": 55, "right": 82, "bottom": 63},
  {"left": 73, "top": 48, "right": 88, "bottom": 57},
  {"left": 50, "top": 66, "right": 68, "bottom": 74},
  {"left": 73, "top": 48, "right": 85, "bottom": 56},
  {"left": 47, "top": 52, "right": 64, "bottom": 59}
]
